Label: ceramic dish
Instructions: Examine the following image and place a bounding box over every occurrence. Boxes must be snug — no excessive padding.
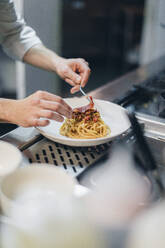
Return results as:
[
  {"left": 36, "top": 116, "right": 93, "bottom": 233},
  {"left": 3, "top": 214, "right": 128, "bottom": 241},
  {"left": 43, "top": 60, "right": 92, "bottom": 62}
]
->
[
  {"left": 0, "top": 141, "right": 22, "bottom": 179},
  {"left": 36, "top": 98, "right": 131, "bottom": 147},
  {"left": 0, "top": 164, "right": 77, "bottom": 216}
]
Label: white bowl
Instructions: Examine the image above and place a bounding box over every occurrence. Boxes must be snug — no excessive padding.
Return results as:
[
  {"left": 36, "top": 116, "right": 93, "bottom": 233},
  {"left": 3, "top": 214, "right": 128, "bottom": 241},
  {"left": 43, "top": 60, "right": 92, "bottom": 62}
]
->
[
  {"left": 0, "top": 164, "right": 77, "bottom": 216},
  {"left": 0, "top": 141, "right": 22, "bottom": 179}
]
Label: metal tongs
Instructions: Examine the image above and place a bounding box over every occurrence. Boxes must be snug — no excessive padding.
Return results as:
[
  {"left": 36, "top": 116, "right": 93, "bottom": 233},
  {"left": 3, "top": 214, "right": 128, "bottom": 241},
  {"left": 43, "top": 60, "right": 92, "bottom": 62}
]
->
[
  {"left": 80, "top": 85, "right": 92, "bottom": 103},
  {"left": 127, "top": 111, "right": 164, "bottom": 198},
  {"left": 72, "top": 86, "right": 94, "bottom": 113}
]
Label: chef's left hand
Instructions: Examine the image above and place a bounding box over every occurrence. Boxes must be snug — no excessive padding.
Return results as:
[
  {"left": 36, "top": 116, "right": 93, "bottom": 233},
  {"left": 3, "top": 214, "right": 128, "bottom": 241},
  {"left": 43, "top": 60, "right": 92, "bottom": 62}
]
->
[{"left": 55, "top": 58, "right": 91, "bottom": 94}]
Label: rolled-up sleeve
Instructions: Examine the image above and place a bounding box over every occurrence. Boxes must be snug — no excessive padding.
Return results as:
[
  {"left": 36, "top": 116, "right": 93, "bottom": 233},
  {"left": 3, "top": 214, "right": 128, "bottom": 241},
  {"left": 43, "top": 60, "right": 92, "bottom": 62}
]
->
[{"left": 0, "top": 0, "right": 42, "bottom": 61}]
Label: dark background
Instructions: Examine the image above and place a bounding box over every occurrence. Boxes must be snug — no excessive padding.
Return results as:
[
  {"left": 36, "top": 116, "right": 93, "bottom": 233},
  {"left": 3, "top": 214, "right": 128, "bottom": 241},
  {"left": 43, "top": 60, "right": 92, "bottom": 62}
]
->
[{"left": 61, "top": 0, "right": 145, "bottom": 96}]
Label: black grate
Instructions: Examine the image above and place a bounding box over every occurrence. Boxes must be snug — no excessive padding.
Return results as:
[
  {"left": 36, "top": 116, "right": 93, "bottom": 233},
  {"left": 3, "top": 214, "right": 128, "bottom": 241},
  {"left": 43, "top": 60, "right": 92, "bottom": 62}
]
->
[{"left": 23, "top": 138, "right": 112, "bottom": 177}]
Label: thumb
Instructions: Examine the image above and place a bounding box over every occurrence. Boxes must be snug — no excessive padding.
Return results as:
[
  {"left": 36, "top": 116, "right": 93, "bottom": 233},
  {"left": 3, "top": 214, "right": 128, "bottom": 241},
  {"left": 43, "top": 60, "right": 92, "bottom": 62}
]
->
[{"left": 66, "top": 67, "right": 81, "bottom": 85}]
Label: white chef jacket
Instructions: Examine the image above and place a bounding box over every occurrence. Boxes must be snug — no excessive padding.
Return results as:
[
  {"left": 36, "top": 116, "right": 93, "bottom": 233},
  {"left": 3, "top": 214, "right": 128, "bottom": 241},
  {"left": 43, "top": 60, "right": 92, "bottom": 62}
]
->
[{"left": 0, "top": 0, "right": 42, "bottom": 60}]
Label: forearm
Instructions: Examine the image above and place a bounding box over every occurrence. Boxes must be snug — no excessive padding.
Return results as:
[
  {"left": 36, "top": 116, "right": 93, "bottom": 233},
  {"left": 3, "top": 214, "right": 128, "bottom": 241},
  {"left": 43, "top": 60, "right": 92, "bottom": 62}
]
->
[
  {"left": 23, "top": 44, "right": 64, "bottom": 73},
  {"left": 0, "top": 99, "right": 17, "bottom": 123}
]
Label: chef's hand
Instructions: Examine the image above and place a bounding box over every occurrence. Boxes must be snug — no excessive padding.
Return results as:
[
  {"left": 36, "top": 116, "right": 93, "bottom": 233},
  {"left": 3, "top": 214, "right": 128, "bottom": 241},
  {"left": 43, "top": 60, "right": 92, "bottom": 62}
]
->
[
  {"left": 4, "top": 91, "right": 72, "bottom": 127},
  {"left": 55, "top": 57, "right": 91, "bottom": 94}
]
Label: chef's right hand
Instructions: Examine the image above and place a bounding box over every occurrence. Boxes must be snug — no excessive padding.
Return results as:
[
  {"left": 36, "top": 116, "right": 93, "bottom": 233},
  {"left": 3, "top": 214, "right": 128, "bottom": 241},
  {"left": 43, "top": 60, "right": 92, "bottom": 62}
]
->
[{"left": 9, "top": 91, "right": 72, "bottom": 127}]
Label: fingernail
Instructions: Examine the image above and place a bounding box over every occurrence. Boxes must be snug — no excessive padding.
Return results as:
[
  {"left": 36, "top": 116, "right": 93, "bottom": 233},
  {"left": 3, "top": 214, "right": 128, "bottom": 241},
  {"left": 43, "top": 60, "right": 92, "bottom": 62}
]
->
[{"left": 71, "top": 89, "right": 76, "bottom": 94}]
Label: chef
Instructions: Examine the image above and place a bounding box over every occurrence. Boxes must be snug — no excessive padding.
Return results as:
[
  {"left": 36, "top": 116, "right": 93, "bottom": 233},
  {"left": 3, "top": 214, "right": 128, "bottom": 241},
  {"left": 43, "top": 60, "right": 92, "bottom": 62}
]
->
[{"left": 0, "top": 0, "right": 91, "bottom": 127}]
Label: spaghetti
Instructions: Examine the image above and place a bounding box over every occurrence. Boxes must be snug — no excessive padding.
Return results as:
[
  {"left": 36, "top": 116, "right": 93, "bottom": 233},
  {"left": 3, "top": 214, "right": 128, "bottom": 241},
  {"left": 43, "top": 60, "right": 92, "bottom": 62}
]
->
[{"left": 60, "top": 103, "right": 110, "bottom": 139}]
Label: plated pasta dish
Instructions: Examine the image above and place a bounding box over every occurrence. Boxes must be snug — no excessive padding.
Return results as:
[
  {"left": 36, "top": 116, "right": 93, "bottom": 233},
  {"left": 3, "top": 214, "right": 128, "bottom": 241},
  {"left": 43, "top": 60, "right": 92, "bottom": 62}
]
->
[{"left": 60, "top": 97, "right": 110, "bottom": 139}]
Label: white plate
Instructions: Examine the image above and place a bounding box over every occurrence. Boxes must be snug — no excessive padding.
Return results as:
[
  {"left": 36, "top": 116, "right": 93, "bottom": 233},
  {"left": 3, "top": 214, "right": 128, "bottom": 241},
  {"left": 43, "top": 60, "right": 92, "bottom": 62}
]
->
[{"left": 36, "top": 98, "right": 131, "bottom": 147}]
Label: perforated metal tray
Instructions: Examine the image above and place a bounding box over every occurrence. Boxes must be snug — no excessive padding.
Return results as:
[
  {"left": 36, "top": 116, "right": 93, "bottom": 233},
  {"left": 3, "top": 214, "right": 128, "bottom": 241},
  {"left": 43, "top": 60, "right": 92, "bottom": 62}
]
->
[{"left": 23, "top": 137, "right": 112, "bottom": 177}]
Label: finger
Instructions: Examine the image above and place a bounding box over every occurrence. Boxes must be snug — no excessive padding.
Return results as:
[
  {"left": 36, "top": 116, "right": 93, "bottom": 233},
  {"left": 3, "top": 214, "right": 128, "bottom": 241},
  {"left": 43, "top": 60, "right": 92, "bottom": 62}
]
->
[
  {"left": 65, "top": 78, "right": 81, "bottom": 89},
  {"left": 66, "top": 68, "right": 81, "bottom": 85},
  {"left": 37, "top": 91, "right": 72, "bottom": 112},
  {"left": 65, "top": 78, "right": 80, "bottom": 94},
  {"left": 65, "top": 78, "right": 75, "bottom": 87},
  {"left": 80, "top": 67, "right": 91, "bottom": 88},
  {"left": 32, "top": 119, "right": 50, "bottom": 127},
  {"left": 79, "top": 58, "right": 89, "bottom": 66},
  {"left": 74, "top": 60, "right": 91, "bottom": 87},
  {"left": 71, "top": 85, "right": 80, "bottom": 94},
  {"left": 40, "top": 100, "right": 72, "bottom": 119},
  {"left": 39, "top": 110, "right": 64, "bottom": 122}
]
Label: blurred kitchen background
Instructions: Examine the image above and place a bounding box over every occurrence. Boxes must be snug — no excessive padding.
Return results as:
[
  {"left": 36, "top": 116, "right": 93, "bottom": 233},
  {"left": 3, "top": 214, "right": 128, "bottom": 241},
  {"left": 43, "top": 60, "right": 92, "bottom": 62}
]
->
[{"left": 1, "top": 0, "right": 165, "bottom": 134}]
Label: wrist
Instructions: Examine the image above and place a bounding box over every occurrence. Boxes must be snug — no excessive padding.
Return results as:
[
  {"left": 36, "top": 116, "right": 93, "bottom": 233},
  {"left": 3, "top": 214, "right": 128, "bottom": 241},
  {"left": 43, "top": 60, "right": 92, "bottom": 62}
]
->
[
  {"left": 0, "top": 99, "right": 17, "bottom": 123},
  {"left": 51, "top": 55, "right": 67, "bottom": 73}
]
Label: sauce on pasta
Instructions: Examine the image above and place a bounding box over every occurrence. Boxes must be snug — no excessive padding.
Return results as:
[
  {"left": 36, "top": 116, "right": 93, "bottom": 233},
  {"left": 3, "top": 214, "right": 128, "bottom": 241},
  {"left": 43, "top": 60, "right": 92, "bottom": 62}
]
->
[{"left": 60, "top": 99, "right": 110, "bottom": 139}]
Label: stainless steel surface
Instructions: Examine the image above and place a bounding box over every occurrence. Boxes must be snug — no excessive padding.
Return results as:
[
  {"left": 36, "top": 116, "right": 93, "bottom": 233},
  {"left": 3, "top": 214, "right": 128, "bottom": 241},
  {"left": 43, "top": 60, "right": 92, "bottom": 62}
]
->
[
  {"left": 145, "top": 136, "right": 165, "bottom": 168},
  {"left": 136, "top": 112, "right": 165, "bottom": 139},
  {"left": 0, "top": 127, "right": 41, "bottom": 150}
]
